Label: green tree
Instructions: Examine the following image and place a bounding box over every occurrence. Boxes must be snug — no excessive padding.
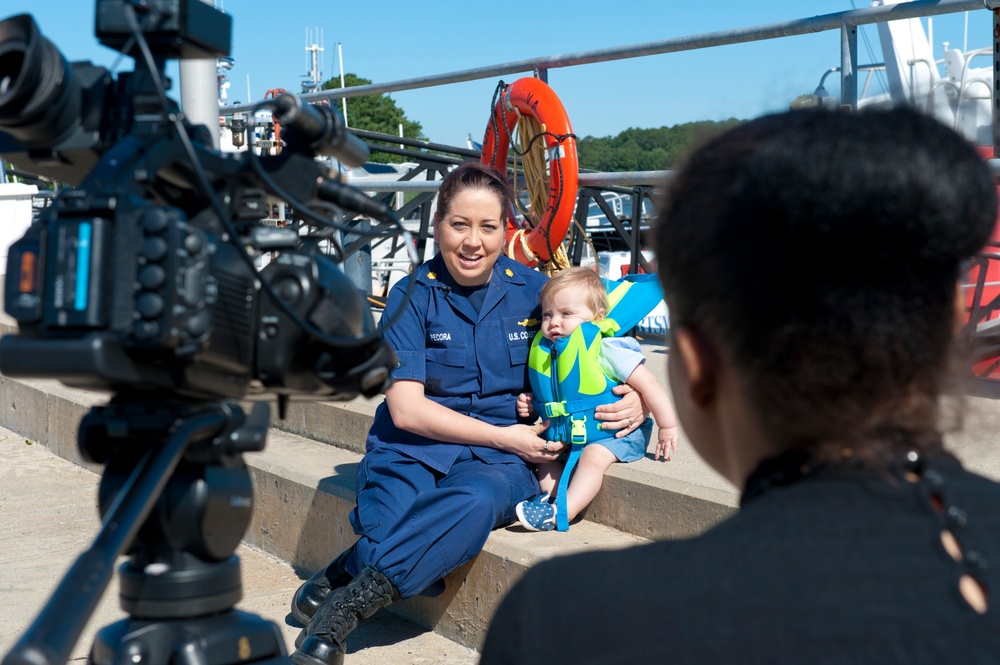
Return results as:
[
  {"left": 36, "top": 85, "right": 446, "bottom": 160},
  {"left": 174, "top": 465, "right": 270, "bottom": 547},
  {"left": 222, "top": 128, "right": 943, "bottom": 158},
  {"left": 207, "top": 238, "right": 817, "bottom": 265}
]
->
[
  {"left": 322, "top": 73, "right": 424, "bottom": 164},
  {"left": 576, "top": 119, "right": 743, "bottom": 172}
]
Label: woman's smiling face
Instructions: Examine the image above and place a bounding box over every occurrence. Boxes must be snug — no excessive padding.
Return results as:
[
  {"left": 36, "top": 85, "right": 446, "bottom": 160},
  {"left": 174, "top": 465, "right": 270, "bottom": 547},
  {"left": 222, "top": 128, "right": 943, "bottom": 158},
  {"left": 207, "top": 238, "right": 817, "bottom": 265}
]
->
[{"left": 435, "top": 187, "right": 505, "bottom": 286}]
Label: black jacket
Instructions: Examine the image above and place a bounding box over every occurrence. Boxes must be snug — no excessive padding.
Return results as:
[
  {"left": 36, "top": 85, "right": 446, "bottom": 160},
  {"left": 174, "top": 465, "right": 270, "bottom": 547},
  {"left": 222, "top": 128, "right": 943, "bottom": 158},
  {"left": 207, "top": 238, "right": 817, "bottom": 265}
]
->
[{"left": 481, "top": 451, "right": 1000, "bottom": 664}]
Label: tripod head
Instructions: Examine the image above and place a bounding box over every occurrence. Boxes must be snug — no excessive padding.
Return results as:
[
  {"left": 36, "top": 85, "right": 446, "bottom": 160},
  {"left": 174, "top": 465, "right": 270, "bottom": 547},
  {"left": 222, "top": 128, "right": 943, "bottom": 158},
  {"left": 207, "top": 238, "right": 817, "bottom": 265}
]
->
[
  {"left": 85, "top": 398, "right": 264, "bottom": 619},
  {"left": 3, "top": 398, "right": 287, "bottom": 665}
]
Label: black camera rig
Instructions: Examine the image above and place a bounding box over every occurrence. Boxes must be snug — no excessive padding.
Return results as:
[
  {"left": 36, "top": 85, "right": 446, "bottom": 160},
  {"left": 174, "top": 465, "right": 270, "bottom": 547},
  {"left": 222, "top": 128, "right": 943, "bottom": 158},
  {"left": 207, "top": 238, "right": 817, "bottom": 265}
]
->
[
  {"left": 0, "top": 0, "right": 402, "bottom": 407},
  {"left": 0, "top": 2, "right": 412, "bottom": 665}
]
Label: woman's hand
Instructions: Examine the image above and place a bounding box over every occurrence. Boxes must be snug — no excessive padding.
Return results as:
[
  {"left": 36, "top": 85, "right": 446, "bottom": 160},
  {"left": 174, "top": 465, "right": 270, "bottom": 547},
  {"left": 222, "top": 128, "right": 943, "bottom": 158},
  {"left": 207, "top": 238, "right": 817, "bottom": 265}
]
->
[
  {"left": 595, "top": 384, "right": 649, "bottom": 439},
  {"left": 500, "top": 421, "right": 565, "bottom": 464},
  {"left": 386, "top": 380, "right": 562, "bottom": 461}
]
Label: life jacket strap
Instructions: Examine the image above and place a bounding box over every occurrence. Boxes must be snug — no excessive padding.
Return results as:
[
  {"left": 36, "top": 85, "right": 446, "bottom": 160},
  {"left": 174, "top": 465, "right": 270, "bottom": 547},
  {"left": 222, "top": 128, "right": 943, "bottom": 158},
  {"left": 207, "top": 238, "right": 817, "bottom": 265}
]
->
[
  {"left": 555, "top": 442, "right": 586, "bottom": 531},
  {"left": 542, "top": 394, "right": 610, "bottom": 421}
]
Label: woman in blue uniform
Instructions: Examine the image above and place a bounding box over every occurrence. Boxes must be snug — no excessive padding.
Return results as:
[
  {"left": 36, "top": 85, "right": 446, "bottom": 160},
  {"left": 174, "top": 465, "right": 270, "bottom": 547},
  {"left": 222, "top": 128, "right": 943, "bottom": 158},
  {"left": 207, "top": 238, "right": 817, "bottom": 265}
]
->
[{"left": 288, "top": 161, "right": 645, "bottom": 665}]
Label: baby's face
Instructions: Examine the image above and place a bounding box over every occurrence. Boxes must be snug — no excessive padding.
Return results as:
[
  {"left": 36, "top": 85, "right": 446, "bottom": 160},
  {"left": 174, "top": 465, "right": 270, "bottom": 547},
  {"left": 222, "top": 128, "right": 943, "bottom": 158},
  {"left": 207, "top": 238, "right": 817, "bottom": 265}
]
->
[{"left": 541, "top": 287, "right": 597, "bottom": 341}]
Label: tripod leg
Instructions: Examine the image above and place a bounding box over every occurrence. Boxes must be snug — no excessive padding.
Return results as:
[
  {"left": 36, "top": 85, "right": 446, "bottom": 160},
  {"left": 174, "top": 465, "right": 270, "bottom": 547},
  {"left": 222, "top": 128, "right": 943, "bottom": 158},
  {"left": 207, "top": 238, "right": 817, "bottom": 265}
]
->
[{"left": 4, "top": 406, "right": 227, "bottom": 665}]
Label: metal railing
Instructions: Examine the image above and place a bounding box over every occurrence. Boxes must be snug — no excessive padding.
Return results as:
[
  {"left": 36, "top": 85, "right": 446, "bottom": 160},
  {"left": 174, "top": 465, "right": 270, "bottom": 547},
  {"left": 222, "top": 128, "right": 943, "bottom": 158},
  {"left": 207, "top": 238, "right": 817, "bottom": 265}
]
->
[
  {"left": 218, "top": 0, "right": 1000, "bottom": 177},
  {"left": 219, "top": 0, "right": 1000, "bottom": 193},
  {"left": 220, "top": 0, "right": 1000, "bottom": 373},
  {"left": 221, "top": 0, "right": 1000, "bottom": 117}
]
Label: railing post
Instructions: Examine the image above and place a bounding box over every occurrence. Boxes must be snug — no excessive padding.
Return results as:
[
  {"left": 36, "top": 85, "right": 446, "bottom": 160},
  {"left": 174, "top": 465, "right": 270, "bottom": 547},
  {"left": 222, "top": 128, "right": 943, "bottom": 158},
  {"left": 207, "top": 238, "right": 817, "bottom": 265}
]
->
[
  {"left": 534, "top": 67, "right": 549, "bottom": 84},
  {"left": 340, "top": 219, "right": 372, "bottom": 295},
  {"left": 629, "top": 188, "right": 641, "bottom": 275},
  {"left": 841, "top": 22, "right": 859, "bottom": 110},
  {"left": 994, "top": 6, "right": 1000, "bottom": 157},
  {"left": 570, "top": 189, "right": 591, "bottom": 266}
]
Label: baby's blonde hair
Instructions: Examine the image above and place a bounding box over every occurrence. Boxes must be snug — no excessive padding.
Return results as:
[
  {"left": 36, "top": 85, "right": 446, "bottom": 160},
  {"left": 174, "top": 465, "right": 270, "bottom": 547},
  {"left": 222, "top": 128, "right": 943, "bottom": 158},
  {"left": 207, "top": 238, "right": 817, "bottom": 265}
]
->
[{"left": 540, "top": 267, "right": 608, "bottom": 320}]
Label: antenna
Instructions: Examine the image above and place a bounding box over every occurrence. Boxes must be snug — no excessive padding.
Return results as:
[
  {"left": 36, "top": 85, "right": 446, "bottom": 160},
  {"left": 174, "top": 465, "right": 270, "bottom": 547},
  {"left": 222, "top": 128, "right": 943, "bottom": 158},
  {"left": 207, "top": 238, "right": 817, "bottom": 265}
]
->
[
  {"left": 303, "top": 27, "right": 324, "bottom": 93},
  {"left": 963, "top": 11, "right": 969, "bottom": 53},
  {"left": 338, "top": 41, "right": 348, "bottom": 127}
]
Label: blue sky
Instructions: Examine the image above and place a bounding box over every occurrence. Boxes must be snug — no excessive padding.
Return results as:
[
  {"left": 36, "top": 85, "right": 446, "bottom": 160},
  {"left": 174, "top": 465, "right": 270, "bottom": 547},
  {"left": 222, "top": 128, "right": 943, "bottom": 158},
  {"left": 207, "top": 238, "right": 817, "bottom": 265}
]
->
[{"left": 2, "top": 1, "right": 992, "bottom": 147}]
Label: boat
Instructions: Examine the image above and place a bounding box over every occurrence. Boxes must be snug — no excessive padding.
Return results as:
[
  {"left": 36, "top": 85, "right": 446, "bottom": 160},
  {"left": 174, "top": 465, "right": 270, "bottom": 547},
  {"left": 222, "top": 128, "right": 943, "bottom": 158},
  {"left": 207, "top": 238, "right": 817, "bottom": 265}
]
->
[{"left": 797, "top": 0, "right": 1000, "bottom": 385}]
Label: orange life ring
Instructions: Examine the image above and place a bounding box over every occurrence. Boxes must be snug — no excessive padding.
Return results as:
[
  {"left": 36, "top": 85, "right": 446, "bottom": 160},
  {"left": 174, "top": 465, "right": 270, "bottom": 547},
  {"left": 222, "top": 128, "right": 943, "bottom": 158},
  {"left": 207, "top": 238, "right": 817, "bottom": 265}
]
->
[{"left": 480, "top": 78, "right": 579, "bottom": 267}]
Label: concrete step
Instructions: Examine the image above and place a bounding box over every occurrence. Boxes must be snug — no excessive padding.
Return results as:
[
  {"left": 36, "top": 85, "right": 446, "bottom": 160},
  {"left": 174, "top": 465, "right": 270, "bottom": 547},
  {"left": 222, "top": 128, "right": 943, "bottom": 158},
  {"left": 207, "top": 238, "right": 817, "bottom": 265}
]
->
[
  {"left": 266, "top": 387, "right": 739, "bottom": 542},
  {"left": 0, "top": 315, "right": 740, "bottom": 544},
  {"left": 0, "top": 371, "right": 737, "bottom": 652}
]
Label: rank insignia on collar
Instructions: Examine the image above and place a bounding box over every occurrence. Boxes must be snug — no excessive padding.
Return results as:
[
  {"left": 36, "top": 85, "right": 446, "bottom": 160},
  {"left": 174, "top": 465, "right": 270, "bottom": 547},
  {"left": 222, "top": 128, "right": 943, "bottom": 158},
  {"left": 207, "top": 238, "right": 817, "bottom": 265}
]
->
[
  {"left": 427, "top": 271, "right": 436, "bottom": 280},
  {"left": 518, "top": 318, "right": 539, "bottom": 327},
  {"left": 505, "top": 268, "right": 513, "bottom": 277}
]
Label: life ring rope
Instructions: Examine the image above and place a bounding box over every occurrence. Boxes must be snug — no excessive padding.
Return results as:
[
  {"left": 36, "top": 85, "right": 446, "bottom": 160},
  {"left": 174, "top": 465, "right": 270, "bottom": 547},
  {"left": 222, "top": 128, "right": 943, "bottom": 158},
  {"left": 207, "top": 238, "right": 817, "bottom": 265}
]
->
[
  {"left": 485, "top": 81, "right": 509, "bottom": 168},
  {"left": 506, "top": 227, "right": 539, "bottom": 264},
  {"left": 481, "top": 78, "right": 579, "bottom": 271}
]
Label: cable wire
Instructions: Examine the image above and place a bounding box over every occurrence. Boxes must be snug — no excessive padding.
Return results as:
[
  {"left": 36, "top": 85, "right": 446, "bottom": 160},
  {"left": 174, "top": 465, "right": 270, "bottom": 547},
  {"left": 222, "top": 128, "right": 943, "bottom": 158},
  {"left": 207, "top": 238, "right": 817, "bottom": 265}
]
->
[{"left": 122, "top": 3, "right": 416, "bottom": 348}]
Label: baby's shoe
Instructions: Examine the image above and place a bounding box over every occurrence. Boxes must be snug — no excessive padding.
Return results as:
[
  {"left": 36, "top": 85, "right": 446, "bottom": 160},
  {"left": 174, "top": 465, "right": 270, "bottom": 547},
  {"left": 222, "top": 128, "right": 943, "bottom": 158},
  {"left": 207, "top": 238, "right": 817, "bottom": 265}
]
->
[{"left": 515, "top": 494, "right": 557, "bottom": 531}]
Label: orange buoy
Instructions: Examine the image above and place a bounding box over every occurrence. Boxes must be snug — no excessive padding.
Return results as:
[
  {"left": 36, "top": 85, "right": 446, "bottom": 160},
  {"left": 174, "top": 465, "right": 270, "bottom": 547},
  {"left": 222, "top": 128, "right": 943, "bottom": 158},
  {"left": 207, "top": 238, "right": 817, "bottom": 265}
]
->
[{"left": 481, "top": 78, "right": 579, "bottom": 267}]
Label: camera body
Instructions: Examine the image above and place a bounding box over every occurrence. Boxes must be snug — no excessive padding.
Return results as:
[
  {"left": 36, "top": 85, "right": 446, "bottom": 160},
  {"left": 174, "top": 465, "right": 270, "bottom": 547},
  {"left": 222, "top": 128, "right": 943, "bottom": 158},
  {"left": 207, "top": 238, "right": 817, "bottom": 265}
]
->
[
  {"left": 4, "top": 188, "right": 262, "bottom": 397},
  {"left": 0, "top": 0, "right": 394, "bottom": 403}
]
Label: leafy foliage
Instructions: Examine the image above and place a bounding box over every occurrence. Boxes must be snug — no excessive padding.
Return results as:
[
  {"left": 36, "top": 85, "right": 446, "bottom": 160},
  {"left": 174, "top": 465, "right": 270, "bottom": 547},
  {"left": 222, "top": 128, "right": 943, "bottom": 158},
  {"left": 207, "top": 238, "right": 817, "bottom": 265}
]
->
[
  {"left": 322, "top": 73, "right": 424, "bottom": 164},
  {"left": 576, "top": 120, "right": 744, "bottom": 172}
]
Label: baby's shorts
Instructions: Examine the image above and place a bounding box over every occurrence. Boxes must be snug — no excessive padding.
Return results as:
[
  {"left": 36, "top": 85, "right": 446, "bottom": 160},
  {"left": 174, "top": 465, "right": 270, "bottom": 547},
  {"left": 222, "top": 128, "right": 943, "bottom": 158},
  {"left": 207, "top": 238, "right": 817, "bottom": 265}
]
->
[{"left": 589, "top": 418, "right": 652, "bottom": 463}]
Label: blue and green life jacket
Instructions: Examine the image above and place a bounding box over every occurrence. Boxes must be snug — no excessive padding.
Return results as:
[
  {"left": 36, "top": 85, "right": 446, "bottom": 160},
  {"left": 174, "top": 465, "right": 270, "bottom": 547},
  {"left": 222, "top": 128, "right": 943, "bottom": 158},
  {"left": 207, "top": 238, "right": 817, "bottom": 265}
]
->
[
  {"left": 527, "top": 318, "right": 621, "bottom": 446},
  {"left": 526, "top": 273, "right": 663, "bottom": 530}
]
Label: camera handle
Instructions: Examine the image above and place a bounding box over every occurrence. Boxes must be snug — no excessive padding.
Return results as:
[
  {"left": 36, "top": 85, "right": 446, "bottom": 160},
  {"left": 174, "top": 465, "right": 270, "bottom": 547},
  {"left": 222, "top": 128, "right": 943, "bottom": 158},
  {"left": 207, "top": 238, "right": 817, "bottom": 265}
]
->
[{"left": 2, "top": 400, "right": 288, "bottom": 665}]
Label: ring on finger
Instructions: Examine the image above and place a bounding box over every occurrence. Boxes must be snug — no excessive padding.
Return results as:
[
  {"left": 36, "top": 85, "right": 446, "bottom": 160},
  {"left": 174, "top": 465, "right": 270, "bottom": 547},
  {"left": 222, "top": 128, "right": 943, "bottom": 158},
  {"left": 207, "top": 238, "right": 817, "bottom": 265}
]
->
[
  {"left": 626, "top": 417, "right": 633, "bottom": 427},
  {"left": 544, "top": 441, "right": 549, "bottom": 452}
]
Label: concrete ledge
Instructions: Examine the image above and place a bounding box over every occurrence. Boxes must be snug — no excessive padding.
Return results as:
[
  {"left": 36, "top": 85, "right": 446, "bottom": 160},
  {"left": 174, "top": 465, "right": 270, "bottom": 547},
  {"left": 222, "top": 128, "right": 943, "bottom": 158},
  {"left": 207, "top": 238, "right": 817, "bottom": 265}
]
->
[
  {"left": 266, "top": 397, "right": 381, "bottom": 457},
  {"left": 588, "top": 464, "right": 737, "bottom": 539},
  {"left": 0, "top": 373, "right": 736, "bottom": 650},
  {"left": 0, "top": 321, "right": 741, "bottom": 544},
  {"left": 0, "top": 376, "right": 106, "bottom": 472},
  {"left": 265, "top": 396, "right": 740, "bottom": 540},
  {"left": 0, "top": 372, "right": 740, "bottom": 544}
]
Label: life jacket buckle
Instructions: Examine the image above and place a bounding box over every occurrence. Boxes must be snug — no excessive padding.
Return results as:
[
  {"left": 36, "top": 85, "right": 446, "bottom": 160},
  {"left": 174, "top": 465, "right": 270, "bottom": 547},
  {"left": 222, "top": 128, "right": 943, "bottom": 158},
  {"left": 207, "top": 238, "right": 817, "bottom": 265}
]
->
[
  {"left": 545, "top": 401, "right": 568, "bottom": 418},
  {"left": 570, "top": 416, "right": 587, "bottom": 445}
]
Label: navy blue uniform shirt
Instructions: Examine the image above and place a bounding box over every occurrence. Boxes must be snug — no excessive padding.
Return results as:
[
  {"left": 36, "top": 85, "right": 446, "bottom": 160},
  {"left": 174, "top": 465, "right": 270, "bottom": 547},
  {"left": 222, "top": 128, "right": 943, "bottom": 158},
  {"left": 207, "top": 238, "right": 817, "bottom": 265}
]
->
[{"left": 366, "top": 253, "right": 547, "bottom": 473}]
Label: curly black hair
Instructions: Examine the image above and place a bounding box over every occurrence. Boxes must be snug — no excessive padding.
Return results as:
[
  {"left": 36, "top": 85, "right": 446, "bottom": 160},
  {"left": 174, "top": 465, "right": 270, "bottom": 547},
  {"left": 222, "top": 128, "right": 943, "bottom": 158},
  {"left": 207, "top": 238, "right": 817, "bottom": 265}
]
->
[{"left": 655, "top": 107, "right": 997, "bottom": 458}]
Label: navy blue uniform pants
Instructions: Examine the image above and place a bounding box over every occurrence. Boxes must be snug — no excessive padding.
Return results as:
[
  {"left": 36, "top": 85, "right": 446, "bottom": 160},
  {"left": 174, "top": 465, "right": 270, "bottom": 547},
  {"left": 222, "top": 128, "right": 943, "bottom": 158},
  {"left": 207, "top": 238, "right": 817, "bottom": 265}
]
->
[{"left": 346, "top": 446, "right": 539, "bottom": 599}]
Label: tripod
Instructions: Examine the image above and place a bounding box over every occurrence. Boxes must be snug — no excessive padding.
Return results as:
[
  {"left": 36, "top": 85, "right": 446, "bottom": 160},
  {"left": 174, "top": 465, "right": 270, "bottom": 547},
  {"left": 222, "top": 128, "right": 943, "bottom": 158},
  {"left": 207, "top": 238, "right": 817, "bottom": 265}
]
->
[{"left": 2, "top": 397, "right": 288, "bottom": 665}]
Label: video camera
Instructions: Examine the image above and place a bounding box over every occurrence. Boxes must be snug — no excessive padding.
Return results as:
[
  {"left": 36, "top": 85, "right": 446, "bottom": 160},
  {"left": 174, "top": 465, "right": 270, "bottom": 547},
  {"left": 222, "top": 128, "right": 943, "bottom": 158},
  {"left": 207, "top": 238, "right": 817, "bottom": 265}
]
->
[
  {"left": 0, "top": 3, "right": 413, "bottom": 664},
  {"left": 0, "top": 0, "right": 399, "bottom": 408}
]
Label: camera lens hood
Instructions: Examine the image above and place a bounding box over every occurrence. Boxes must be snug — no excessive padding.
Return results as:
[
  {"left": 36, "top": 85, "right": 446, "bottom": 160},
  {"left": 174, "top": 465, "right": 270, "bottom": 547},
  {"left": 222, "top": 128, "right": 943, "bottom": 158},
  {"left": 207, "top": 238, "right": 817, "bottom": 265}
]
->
[{"left": 0, "top": 14, "right": 82, "bottom": 146}]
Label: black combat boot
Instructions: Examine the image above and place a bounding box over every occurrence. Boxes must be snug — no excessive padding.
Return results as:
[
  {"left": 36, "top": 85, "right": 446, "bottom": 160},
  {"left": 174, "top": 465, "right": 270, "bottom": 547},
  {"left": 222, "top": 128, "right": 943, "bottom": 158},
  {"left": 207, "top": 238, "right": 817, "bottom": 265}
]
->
[
  {"left": 291, "top": 548, "right": 354, "bottom": 625},
  {"left": 290, "top": 566, "right": 399, "bottom": 665}
]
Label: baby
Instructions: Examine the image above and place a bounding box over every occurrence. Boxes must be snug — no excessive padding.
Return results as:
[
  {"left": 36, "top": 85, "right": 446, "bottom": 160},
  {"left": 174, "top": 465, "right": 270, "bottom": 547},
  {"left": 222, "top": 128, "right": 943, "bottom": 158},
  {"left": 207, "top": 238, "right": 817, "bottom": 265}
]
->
[{"left": 515, "top": 267, "right": 678, "bottom": 531}]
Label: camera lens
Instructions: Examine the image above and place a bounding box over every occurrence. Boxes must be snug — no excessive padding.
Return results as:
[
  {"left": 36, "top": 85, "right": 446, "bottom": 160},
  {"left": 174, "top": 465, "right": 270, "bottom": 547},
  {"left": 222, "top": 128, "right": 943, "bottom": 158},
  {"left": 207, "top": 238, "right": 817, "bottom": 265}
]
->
[{"left": 0, "top": 14, "right": 81, "bottom": 146}]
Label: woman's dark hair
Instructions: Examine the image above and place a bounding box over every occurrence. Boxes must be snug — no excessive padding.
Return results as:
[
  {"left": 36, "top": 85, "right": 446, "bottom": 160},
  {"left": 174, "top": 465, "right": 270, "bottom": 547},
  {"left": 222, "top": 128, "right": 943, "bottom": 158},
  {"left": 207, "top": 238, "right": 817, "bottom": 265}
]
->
[
  {"left": 655, "top": 108, "right": 997, "bottom": 456},
  {"left": 434, "top": 161, "right": 513, "bottom": 224}
]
